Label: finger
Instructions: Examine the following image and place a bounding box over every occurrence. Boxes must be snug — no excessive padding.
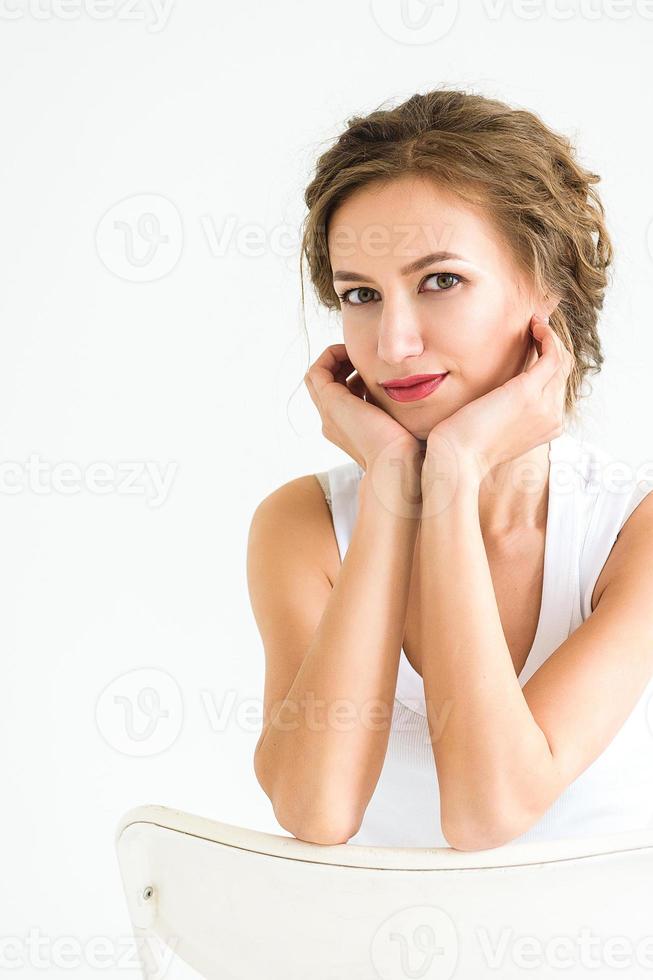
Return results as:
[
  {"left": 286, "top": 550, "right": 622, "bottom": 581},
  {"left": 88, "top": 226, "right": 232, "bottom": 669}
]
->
[
  {"left": 307, "top": 344, "right": 353, "bottom": 394},
  {"left": 538, "top": 321, "right": 573, "bottom": 384},
  {"left": 534, "top": 321, "right": 573, "bottom": 402},
  {"left": 328, "top": 346, "right": 358, "bottom": 385},
  {"left": 542, "top": 344, "right": 573, "bottom": 398},
  {"left": 525, "top": 317, "right": 561, "bottom": 388},
  {"left": 520, "top": 333, "right": 539, "bottom": 373},
  {"left": 533, "top": 316, "right": 570, "bottom": 362},
  {"left": 310, "top": 343, "right": 351, "bottom": 372}
]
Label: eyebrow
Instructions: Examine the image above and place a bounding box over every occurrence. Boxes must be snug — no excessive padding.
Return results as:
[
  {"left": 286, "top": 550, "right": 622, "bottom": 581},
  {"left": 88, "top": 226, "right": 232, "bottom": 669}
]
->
[{"left": 332, "top": 250, "right": 471, "bottom": 283}]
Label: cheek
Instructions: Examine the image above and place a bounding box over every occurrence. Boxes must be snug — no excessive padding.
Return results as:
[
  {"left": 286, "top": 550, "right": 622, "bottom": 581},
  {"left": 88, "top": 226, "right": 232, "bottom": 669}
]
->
[
  {"left": 444, "top": 312, "right": 521, "bottom": 385},
  {"left": 342, "top": 331, "right": 372, "bottom": 367},
  {"left": 457, "top": 294, "right": 521, "bottom": 344},
  {"left": 435, "top": 311, "right": 498, "bottom": 364}
]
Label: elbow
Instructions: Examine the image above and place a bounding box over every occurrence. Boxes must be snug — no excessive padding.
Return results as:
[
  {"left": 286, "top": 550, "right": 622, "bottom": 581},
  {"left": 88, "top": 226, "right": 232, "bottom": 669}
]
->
[
  {"left": 440, "top": 769, "right": 556, "bottom": 852},
  {"left": 441, "top": 805, "right": 535, "bottom": 852},
  {"left": 442, "top": 819, "right": 514, "bottom": 852},
  {"left": 254, "top": 751, "right": 361, "bottom": 845},
  {"left": 290, "top": 818, "right": 358, "bottom": 846},
  {"left": 275, "top": 806, "right": 360, "bottom": 846}
]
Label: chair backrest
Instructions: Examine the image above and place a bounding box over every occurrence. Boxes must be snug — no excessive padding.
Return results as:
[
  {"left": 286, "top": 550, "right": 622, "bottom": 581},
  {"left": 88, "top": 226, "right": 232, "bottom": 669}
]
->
[{"left": 115, "top": 803, "right": 653, "bottom": 979}]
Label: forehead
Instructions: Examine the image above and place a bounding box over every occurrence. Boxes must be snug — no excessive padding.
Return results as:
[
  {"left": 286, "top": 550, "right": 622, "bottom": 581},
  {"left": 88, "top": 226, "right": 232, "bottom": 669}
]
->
[{"left": 327, "top": 174, "right": 506, "bottom": 269}]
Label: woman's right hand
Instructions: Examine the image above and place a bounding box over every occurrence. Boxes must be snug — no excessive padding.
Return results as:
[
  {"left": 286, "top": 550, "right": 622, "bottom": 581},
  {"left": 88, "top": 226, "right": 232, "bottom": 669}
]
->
[{"left": 304, "top": 344, "right": 424, "bottom": 473}]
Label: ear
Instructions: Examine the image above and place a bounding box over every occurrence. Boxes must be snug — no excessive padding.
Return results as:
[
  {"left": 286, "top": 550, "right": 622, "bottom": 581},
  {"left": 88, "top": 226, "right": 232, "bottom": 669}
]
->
[{"left": 541, "top": 290, "right": 562, "bottom": 321}]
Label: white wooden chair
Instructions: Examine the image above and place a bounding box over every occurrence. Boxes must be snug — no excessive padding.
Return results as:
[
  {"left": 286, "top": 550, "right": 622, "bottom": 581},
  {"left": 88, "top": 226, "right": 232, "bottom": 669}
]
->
[{"left": 115, "top": 803, "right": 653, "bottom": 979}]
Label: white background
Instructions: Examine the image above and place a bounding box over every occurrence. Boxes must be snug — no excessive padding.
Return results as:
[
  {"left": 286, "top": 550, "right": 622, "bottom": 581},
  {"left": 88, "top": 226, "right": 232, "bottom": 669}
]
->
[{"left": 1, "top": 0, "right": 652, "bottom": 976}]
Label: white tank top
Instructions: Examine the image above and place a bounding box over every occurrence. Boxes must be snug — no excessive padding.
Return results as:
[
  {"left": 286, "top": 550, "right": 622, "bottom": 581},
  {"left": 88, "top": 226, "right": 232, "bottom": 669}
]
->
[{"left": 314, "top": 430, "right": 653, "bottom": 847}]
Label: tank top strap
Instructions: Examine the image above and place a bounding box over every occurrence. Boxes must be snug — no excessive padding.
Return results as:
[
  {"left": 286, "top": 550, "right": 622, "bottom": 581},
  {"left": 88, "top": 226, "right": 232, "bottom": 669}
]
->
[
  {"left": 322, "top": 460, "right": 364, "bottom": 564},
  {"left": 314, "top": 470, "right": 332, "bottom": 508},
  {"left": 516, "top": 431, "right": 585, "bottom": 686},
  {"left": 577, "top": 437, "right": 653, "bottom": 621}
]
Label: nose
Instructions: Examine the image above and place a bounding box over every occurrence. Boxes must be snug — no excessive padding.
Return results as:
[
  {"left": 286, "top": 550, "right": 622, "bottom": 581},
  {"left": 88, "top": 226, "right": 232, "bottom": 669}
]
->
[{"left": 376, "top": 292, "right": 426, "bottom": 365}]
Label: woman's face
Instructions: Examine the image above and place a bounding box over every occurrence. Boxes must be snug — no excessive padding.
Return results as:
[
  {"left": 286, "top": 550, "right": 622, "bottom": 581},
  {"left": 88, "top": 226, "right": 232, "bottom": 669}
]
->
[{"left": 327, "top": 174, "right": 555, "bottom": 442}]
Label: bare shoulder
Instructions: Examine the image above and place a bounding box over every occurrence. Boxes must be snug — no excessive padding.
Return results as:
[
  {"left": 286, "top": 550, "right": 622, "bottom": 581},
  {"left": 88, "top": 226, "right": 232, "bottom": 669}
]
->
[
  {"left": 249, "top": 473, "right": 341, "bottom": 587},
  {"left": 247, "top": 474, "right": 343, "bottom": 755},
  {"left": 592, "top": 487, "right": 653, "bottom": 611}
]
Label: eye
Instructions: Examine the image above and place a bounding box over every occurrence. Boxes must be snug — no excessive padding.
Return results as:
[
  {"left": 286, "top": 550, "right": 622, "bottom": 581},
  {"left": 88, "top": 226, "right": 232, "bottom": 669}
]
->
[
  {"left": 337, "top": 271, "right": 464, "bottom": 307},
  {"left": 337, "top": 286, "right": 380, "bottom": 306},
  {"left": 420, "top": 272, "right": 462, "bottom": 293}
]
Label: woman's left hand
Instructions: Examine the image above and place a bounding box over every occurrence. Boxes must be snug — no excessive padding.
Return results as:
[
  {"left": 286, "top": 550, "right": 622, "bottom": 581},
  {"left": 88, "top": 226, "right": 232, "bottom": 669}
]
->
[{"left": 426, "top": 314, "right": 574, "bottom": 483}]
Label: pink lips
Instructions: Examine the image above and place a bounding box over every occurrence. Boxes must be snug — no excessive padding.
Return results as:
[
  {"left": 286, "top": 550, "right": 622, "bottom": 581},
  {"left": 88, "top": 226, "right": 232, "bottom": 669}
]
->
[
  {"left": 382, "top": 373, "right": 449, "bottom": 403},
  {"left": 381, "top": 373, "right": 446, "bottom": 388}
]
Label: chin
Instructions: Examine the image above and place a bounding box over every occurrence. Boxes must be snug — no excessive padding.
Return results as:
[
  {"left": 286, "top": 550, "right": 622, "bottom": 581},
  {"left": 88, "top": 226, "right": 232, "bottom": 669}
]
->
[
  {"left": 405, "top": 424, "right": 432, "bottom": 443},
  {"left": 384, "top": 409, "right": 434, "bottom": 443}
]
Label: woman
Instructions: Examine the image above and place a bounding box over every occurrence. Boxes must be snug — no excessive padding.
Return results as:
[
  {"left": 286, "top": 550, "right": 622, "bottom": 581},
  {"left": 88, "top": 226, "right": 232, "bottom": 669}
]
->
[{"left": 248, "top": 89, "right": 653, "bottom": 850}]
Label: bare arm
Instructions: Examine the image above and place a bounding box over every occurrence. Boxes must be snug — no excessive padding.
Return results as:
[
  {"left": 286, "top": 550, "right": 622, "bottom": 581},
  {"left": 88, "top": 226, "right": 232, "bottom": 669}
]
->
[
  {"left": 250, "top": 461, "right": 421, "bottom": 845},
  {"left": 418, "top": 460, "right": 555, "bottom": 850},
  {"left": 418, "top": 452, "right": 653, "bottom": 852}
]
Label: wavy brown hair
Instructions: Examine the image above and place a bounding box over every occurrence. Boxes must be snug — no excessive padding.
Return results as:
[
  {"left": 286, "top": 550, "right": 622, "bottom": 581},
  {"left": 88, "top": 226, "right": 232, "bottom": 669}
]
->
[{"left": 299, "top": 89, "right": 613, "bottom": 423}]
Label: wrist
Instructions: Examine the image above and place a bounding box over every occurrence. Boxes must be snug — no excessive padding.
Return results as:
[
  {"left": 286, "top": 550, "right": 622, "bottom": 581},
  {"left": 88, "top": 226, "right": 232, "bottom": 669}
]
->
[
  {"left": 423, "top": 431, "right": 483, "bottom": 483},
  {"left": 421, "top": 435, "right": 481, "bottom": 516},
  {"left": 360, "top": 454, "right": 423, "bottom": 522}
]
